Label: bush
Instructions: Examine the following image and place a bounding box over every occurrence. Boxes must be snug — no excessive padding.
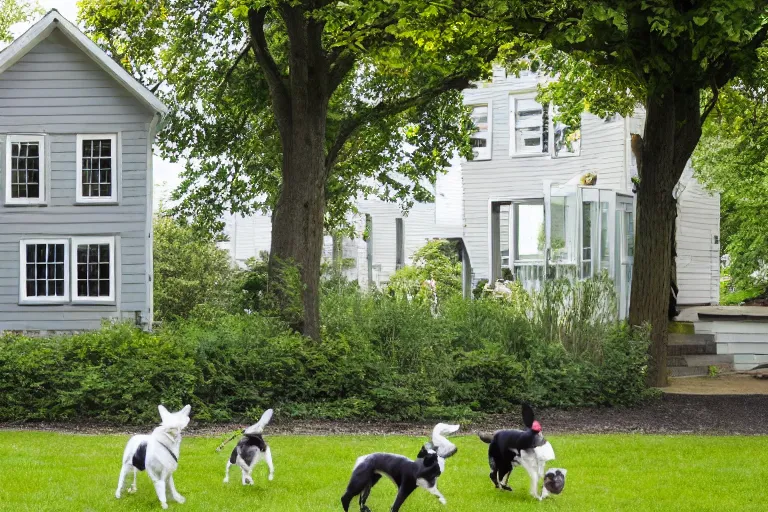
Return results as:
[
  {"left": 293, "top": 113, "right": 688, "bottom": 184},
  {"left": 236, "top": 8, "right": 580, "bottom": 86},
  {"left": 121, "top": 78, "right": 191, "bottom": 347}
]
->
[{"left": 0, "top": 276, "right": 652, "bottom": 424}]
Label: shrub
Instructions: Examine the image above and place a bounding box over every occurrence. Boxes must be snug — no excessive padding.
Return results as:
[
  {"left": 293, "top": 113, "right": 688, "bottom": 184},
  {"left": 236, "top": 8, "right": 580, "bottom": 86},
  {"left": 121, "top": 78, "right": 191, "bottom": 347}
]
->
[{"left": 0, "top": 276, "right": 652, "bottom": 424}]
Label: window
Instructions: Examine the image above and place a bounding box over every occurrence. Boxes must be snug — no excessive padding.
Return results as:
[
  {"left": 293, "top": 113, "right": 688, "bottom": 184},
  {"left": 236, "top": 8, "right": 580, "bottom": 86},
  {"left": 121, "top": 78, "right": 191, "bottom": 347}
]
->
[
  {"left": 19, "top": 239, "right": 69, "bottom": 303},
  {"left": 469, "top": 104, "right": 491, "bottom": 160},
  {"left": 76, "top": 134, "right": 117, "bottom": 203},
  {"left": 6, "top": 135, "right": 45, "bottom": 205},
  {"left": 72, "top": 237, "right": 115, "bottom": 302},
  {"left": 18, "top": 236, "right": 116, "bottom": 304},
  {"left": 510, "top": 96, "right": 548, "bottom": 155}
]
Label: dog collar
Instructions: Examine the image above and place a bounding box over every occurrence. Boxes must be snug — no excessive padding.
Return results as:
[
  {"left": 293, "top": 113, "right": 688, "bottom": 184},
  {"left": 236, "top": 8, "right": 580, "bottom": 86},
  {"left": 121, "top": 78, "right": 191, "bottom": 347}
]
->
[{"left": 157, "top": 441, "right": 178, "bottom": 463}]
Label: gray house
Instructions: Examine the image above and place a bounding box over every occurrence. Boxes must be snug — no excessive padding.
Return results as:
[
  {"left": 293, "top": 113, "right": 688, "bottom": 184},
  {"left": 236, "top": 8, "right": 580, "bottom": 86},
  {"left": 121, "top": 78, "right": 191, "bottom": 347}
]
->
[{"left": 0, "top": 10, "right": 167, "bottom": 332}]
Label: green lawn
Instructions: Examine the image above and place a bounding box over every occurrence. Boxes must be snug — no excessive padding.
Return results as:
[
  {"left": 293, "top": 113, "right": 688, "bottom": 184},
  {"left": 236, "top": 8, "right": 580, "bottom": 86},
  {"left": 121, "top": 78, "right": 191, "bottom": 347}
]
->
[{"left": 0, "top": 432, "right": 766, "bottom": 511}]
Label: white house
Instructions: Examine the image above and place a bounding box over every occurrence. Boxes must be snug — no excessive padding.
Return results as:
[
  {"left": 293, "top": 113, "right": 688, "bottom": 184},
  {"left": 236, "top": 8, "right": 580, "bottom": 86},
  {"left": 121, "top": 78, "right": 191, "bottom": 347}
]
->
[
  {"left": 459, "top": 67, "right": 719, "bottom": 316},
  {"left": 222, "top": 68, "right": 720, "bottom": 315}
]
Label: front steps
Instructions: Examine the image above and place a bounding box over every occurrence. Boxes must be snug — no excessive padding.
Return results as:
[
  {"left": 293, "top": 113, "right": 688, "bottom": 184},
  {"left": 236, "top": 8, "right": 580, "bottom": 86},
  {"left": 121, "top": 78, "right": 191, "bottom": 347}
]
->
[{"left": 667, "top": 326, "right": 734, "bottom": 377}]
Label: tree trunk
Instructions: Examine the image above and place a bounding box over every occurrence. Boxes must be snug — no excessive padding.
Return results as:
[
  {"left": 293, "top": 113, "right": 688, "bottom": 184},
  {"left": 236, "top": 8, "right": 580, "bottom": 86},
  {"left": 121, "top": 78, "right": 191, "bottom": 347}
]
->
[
  {"left": 629, "top": 91, "right": 684, "bottom": 387},
  {"left": 265, "top": 7, "right": 330, "bottom": 341}
]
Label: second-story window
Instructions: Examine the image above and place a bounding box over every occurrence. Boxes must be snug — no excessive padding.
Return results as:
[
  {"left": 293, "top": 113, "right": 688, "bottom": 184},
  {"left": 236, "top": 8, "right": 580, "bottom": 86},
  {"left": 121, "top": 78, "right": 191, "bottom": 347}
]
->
[
  {"left": 77, "top": 134, "right": 117, "bottom": 203},
  {"left": 469, "top": 104, "right": 491, "bottom": 160},
  {"left": 6, "top": 135, "right": 45, "bottom": 205},
  {"left": 510, "top": 96, "right": 548, "bottom": 155}
]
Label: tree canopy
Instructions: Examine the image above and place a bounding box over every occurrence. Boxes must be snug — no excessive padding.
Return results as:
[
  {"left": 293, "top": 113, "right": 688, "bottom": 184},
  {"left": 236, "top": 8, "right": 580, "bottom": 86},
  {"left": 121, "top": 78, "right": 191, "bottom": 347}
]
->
[
  {"left": 0, "top": 0, "right": 41, "bottom": 42},
  {"left": 694, "top": 46, "right": 768, "bottom": 290},
  {"left": 519, "top": 0, "right": 768, "bottom": 386}
]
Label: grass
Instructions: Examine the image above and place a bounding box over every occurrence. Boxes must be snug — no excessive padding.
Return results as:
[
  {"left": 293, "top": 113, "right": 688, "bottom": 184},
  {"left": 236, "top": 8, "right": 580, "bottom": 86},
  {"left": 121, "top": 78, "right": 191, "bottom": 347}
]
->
[{"left": 1, "top": 432, "right": 767, "bottom": 511}]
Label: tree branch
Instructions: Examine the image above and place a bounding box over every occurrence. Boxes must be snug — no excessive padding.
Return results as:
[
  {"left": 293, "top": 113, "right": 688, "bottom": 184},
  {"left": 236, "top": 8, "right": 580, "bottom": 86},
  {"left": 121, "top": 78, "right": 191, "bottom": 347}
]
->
[
  {"left": 325, "top": 75, "right": 471, "bottom": 173},
  {"left": 700, "top": 81, "right": 719, "bottom": 126},
  {"left": 247, "top": 7, "right": 292, "bottom": 133},
  {"left": 218, "top": 42, "right": 252, "bottom": 90}
]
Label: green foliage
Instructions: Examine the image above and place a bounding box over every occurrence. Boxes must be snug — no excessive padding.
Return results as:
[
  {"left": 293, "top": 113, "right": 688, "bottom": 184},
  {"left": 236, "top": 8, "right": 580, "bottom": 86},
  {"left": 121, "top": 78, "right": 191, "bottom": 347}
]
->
[
  {"left": 695, "top": 47, "right": 768, "bottom": 291},
  {"left": 0, "top": 277, "right": 651, "bottom": 424},
  {"left": 0, "top": 0, "right": 41, "bottom": 43},
  {"left": 153, "top": 214, "right": 241, "bottom": 322},
  {"left": 387, "top": 239, "right": 462, "bottom": 305},
  {"left": 75, "top": 0, "right": 512, "bottom": 233}
]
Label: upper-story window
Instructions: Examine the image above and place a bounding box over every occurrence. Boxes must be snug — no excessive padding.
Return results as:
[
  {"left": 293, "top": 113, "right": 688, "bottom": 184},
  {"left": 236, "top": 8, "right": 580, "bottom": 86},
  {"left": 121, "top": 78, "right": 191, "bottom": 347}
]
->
[
  {"left": 511, "top": 97, "right": 548, "bottom": 155},
  {"left": 6, "top": 135, "right": 45, "bottom": 205},
  {"left": 469, "top": 104, "right": 491, "bottom": 160},
  {"left": 77, "top": 134, "right": 117, "bottom": 203},
  {"left": 510, "top": 94, "right": 581, "bottom": 158}
]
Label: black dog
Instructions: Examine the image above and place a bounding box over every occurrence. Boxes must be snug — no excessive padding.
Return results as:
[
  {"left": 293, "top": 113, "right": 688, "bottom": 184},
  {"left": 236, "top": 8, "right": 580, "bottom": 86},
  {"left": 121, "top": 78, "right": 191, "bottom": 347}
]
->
[
  {"left": 341, "top": 423, "right": 459, "bottom": 511},
  {"left": 479, "top": 404, "right": 554, "bottom": 498}
]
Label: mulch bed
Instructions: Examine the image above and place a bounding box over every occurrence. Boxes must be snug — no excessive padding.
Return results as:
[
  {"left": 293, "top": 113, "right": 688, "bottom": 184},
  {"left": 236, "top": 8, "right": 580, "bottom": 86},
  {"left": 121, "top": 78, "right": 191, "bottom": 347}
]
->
[{"left": 3, "top": 394, "right": 768, "bottom": 437}]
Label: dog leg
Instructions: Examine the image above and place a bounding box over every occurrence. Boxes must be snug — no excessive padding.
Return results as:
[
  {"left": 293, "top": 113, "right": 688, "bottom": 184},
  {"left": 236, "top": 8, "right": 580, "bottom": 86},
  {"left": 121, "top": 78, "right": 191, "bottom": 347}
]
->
[
  {"left": 359, "top": 483, "right": 373, "bottom": 512},
  {"left": 264, "top": 446, "right": 275, "bottom": 481},
  {"left": 115, "top": 463, "right": 130, "bottom": 499},
  {"left": 425, "top": 484, "right": 447, "bottom": 505},
  {"left": 527, "top": 469, "right": 541, "bottom": 500},
  {"left": 150, "top": 470, "right": 169, "bottom": 509},
  {"left": 129, "top": 467, "right": 138, "bottom": 493},
  {"left": 390, "top": 485, "right": 415, "bottom": 512},
  {"left": 224, "top": 460, "right": 231, "bottom": 484},
  {"left": 168, "top": 474, "right": 186, "bottom": 504}
]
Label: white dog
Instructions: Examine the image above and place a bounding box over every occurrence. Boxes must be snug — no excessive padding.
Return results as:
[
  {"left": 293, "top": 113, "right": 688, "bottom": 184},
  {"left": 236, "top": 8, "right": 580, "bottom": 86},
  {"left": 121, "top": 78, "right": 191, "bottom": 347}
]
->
[{"left": 115, "top": 405, "right": 191, "bottom": 509}]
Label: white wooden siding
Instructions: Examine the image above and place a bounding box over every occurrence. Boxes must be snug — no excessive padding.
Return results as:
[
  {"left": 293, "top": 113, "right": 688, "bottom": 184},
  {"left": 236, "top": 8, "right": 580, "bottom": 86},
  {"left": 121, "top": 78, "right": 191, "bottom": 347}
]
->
[
  {"left": 0, "top": 30, "right": 155, "bottom": 331},
  {"left": 676, "top": 168, "right": 720, "bottom": 305}
]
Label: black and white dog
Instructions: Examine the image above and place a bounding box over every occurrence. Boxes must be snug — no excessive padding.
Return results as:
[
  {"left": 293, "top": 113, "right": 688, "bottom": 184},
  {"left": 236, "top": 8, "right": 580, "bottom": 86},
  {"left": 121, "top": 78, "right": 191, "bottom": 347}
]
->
[
  {"left": 479, "top": 404, "right": 556, "bottom": 500},
  {"left": 219, "top": 409, "right": 275, "bottom": 485},
  {"left": 116, "top": 404, "right": 191, "bottom": 509},
  {"left": 341, "top": 423, "right": 459, "bottom": 512}
]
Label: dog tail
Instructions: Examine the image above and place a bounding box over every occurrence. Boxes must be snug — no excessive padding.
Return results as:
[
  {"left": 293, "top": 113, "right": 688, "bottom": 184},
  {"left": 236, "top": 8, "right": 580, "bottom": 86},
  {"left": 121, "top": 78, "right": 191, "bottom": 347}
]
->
[
  {"left": 478, "top": 432, "right": 494, "bottom": 444},
  {"left": 215, "top": 430, "right": 243, "bottom": 453},
  {"left": 244, "top": 408, "right": 274, "bottom": 435}
]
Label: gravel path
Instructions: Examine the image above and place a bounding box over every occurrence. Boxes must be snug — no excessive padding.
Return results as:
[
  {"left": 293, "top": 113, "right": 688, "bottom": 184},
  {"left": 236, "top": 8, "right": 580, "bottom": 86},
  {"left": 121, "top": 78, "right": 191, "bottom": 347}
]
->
[{"left": 3, "top": 393, "right": 768, "bottom": 437}]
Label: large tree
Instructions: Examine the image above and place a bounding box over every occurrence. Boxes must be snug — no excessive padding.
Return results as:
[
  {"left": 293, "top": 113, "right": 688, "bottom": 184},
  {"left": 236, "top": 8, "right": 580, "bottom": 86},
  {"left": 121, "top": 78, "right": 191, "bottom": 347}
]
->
[
  {"left": 78, "top": 0, "right": 527, "bottom": 339},
  {"left": 526, "top": 1, "right": 768, "bottom": 385}
]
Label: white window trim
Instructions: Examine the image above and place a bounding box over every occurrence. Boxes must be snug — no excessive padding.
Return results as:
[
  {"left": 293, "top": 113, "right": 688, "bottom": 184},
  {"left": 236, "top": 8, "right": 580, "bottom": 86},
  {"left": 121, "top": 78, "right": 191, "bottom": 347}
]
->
[
  {"left": 468, "top": 102, "right": 492, "bottom": 161},
  {"left": 71, "top": 236, "right": 116, "bottom": 303},
  {"left": 510, "top": 93, "right": 546, "bottom": 157},
  {"left": 5, "top": 134, "right": 45, "bottom": 205},
  {"left": 76, "top": 134, "right": 118, "bottom": 203},
  {"left": 19, "top": 238, "right": 70, "bottom": 304}
]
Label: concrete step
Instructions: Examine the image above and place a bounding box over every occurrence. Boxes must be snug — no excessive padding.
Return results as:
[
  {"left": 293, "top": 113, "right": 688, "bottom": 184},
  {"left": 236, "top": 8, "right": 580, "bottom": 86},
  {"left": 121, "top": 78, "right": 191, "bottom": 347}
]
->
[
  {"left": 667, "top": 333, "right": 717, "bottom": 356},
  {"left": 669, "top": 366, "right": 710, "bottom": 377},
  {"left": 667, "top": 354, "right": 734, "bottom": 367},
  {"left": 668, "top": 333, "right": 716, "bottom": 344}
]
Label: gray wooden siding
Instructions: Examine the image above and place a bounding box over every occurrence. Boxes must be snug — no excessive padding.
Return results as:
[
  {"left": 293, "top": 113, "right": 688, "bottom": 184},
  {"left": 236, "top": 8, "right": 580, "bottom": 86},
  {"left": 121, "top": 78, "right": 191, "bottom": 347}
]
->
[
  {"left": 676, "top": 168, "right": 720, "bottom": 305},
  {"left": 0, "top": 29, "right": 154, "bottom": 331},
  {"left": 461, "top": 74, "right": 628, "bottom": 283}
]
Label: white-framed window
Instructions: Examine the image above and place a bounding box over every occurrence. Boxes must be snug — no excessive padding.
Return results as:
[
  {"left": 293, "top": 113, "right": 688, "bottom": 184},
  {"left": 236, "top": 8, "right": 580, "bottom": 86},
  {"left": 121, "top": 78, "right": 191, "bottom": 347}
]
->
[
  {"left": 76, "top": 134, "right": 117, "bottom": 203},
  {"left": 469, "top": 103, "right": 492, "bottom": 160},
  {"left": 510, "top": 95, "right": 582, "bottom": 158},
  {"left": 6, "top": 134, "right": 45, "bottom": 205},
  {"left": 71, "top": 236, "right": 115, "bottom": 302},
  {"left": 19, "top": 239, "right": 69, "bottom": 303},
  {"left": 510, "top": 95, "right": 547, "bottom": 155}
]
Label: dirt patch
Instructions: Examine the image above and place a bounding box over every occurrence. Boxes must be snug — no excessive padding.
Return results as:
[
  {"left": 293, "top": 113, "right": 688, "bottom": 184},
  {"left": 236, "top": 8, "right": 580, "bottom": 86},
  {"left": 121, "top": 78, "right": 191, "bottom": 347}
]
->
[
  {"left": 3, "top": 394, "right": 768, "bottom": 437},
  {"left": 666, "top": 374, "right": 768, "bottom": 395}
]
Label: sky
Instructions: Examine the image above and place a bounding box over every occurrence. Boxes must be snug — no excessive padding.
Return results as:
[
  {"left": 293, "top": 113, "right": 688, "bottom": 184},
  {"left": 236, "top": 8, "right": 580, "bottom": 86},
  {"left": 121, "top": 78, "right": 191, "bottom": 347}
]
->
[{"left": 11, "top": 0, "right": 185, "bottom": 211}]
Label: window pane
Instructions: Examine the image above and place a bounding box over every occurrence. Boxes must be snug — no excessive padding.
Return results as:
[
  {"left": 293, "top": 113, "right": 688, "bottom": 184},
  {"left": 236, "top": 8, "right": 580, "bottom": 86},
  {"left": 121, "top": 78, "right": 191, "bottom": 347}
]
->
[
  {"left": 516, "top": 204, "right": 545, "bottom": 260},
  {"left": 75, "top": 243, "right": 111, "bottom": 298},
  {"left": 80, "top": 139, "right": 113, "bottom": 197},
  {"left": 514, "top": 99, "right": 544, "bottom": 153},
  {"left": 11, "top": 141, "right": 41, "bottom": 199}
]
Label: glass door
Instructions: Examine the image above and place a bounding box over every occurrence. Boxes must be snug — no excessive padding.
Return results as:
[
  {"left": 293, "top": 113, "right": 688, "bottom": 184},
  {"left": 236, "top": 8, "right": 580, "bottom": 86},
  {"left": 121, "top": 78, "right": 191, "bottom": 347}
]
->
[
  {"left": 617, "top": 194, "right": 635, "bottom": 320},
  {"left": 545, "top": 182, "right": 578, "bottom": 281}
]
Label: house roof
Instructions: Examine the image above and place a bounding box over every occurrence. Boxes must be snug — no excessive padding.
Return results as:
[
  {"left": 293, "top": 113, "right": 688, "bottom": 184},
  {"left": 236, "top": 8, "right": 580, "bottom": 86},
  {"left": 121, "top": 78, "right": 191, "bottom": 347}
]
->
[{"left": 0, "top": 9, "right": 168, "bottom": 116}]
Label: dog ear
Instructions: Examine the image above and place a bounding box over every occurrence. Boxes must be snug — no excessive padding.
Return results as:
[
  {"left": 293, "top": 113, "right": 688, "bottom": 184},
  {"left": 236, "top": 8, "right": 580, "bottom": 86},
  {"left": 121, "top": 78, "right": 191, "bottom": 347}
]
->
[
  {"left": 158, "top": 405, "right": 171, "bottom": 423},
  {"left": 522, "top": 403, "right": 535, "bottom": 428},
  {"left": 180, "top": 404, "right": 191, "bottom": 417}
]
